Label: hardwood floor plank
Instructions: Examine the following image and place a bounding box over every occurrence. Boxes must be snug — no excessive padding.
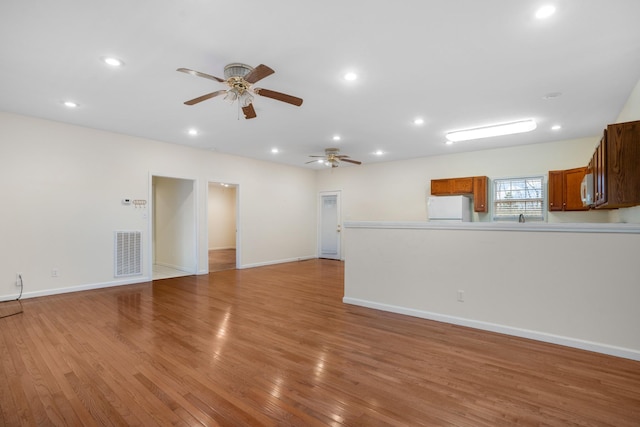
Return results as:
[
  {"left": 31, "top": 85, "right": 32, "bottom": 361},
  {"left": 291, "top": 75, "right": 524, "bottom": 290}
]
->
[{"left": 1, "top": 259, "right": 639, "bottom": 425}]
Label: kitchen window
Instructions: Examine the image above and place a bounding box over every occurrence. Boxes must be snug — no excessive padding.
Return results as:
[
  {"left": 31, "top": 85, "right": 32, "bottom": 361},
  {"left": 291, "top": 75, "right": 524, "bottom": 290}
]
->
[{"left": 492, "top": 176, "right": 545, "bottom": 221}]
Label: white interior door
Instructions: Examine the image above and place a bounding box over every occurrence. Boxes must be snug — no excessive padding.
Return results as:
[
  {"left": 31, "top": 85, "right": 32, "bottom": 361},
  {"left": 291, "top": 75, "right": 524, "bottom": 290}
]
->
[{"left": 319, "top": 191, "right": 341, "bottom": 260}]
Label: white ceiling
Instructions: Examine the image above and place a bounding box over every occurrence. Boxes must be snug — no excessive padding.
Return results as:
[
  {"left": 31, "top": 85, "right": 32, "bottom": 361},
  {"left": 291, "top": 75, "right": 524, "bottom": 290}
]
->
[{"left": 1, "top": 1, "right": 640, "bottom": 168}]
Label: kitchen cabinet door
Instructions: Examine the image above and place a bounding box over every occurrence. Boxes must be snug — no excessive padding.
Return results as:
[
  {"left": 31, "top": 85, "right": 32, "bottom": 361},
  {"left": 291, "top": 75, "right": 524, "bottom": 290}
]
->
[
  {"left": 431, "top": 179, "right": 452, "bottom": 195},
  {"left": 563, "top": 167, "right": 588, "bottom": 210},
  {"left": 473, "top": 176, "right": 488, "bottom": 212},
  {"left": 548, "top": 170, "right": 564, "bottom": 211},
  {"left": 548, "top": 167, "right": 588, "bottom": 212}
]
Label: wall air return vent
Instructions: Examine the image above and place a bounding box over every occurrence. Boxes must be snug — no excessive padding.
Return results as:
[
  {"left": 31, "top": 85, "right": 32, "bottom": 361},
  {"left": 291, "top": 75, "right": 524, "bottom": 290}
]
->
[{"left": 114, "top": 231, "right": 142, "bottom": 277}]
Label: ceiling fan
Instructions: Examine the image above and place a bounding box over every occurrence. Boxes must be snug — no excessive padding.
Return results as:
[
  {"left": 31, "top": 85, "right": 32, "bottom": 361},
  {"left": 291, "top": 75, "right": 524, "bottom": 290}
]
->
[
  {"left": 177, "top": 63, "right": 303, "bottom": 119},
  {"left": 306, "top": 148, "right": 362, "bottom": 168}
]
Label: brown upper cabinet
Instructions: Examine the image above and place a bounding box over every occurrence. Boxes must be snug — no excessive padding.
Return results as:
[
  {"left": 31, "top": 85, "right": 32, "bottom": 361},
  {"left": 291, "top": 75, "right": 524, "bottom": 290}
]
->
[
  {"left": 472, "top": 176, "right": 488, "bottom": 213},
  {"left": 590, "top": 120, "right": 640, "bottom": 209},
  {"left": 548, "top": 167, "right": 588, "bottom": 211},
  {"left": 430, "top": 176, "right": 488, "bottom": 213}
]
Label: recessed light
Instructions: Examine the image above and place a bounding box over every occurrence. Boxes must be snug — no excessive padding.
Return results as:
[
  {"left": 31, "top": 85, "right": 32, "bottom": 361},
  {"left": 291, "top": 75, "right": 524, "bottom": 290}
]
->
[
  {"left": 187, "top": 129, "right": 198, "bottom": 136},
  {"left": 551, "top": 125, "right": 562, "bottom": 131},
  {"left": 101, "top": 56, "right": 124, "bottom": 67},
  {"left": 332, "top": 135, "right": 341, "bottom": 141},
  {"left": 63, "top": 101, "right": 78, "bottom": 108},
  {"left": 374, "top": 150, "right": 385, "bottom": 156},
  {"left": 446, "top": 119, "right": 537, "bottom": 142},
  {"left": 344, "top": 72, "right": 357, "bottom": 81},
  {"left": 271, "top": 148, "right": 279, "bottom": 153},
  {"left": 535, "top": 5, "right": 556, "bottom": 19},
  {"left": 413, "top": 118, "right": 424, "bottom": 125},
  {"left": 445, "top": 140, "right": 454, "bottom": 146}
]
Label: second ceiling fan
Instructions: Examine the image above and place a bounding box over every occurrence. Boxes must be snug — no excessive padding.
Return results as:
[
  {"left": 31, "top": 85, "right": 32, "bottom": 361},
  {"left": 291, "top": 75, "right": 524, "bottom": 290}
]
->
[
  {"left": 307, "top": 148, "right": 362, "bottom": 168},
  {"left": 177, "top": 63, "right": 303, "bottom": 119}
]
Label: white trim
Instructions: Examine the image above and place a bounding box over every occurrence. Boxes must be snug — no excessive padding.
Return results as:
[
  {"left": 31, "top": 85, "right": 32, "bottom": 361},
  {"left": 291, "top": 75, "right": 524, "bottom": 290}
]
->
[
  {"left": 318, "top": 190, "right": 342, "bottom": 260},
  {"left": 153, "top": 262, "right": 192, "bottom": 272},
  {"left": 239, "top": 255, "right": 316, "bottom": 270},
  {"left": 344, "top": 220, "right": 640, "bottom": 234},
  {"left": 343, "top": 297, "right": 640, "bottom": 361},
  {"left": 10, "top": 277, "right": 152, "bottom": 301}
]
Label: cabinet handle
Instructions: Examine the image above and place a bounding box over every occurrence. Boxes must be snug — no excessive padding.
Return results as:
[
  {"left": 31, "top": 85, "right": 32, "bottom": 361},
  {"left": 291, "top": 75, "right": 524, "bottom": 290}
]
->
[{"left": 550, "top": 202, "right": 554, "bottom": 206}]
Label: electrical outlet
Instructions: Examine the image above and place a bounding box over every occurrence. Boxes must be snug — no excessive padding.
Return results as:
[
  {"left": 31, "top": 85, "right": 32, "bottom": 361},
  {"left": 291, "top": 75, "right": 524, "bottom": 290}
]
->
[
  {"left": 457, "top": 290, "right": 465, "bottom": 302},
  {"left": 16, "top": 272, "right": 22, "bottom": 287},
  {"left": 51, "top": 268, "right": 59, "bottom": 278}
]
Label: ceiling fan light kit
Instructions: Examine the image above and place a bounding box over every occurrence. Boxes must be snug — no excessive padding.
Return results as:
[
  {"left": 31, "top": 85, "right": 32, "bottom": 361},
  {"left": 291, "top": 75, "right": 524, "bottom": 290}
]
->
[
  {"left": 446, "top": 119, "right": 537, "bottom": 142},
  {"left": 177, "top": 63, "right": 303, "bottom": 119},
  {"left": 306, "top": 148, "right": 362, "bottom": 168}
]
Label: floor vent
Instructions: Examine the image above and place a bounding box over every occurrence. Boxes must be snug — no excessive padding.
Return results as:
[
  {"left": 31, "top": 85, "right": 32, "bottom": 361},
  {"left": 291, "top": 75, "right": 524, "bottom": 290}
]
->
[{"left": 115, "top": 231, "right": 142, "bottom": 277}]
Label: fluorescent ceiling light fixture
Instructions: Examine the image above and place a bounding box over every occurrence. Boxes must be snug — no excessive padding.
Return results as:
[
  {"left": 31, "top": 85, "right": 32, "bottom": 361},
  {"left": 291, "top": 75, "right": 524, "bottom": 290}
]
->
[
  {"left": 536, "top": 5, "right": 556, "bottom": 19},
  {"left": 542, "top": 92, "right": 562, "bottom": 100},
  {"left": 343, "top": 72, "right": 357, "bottom": 81},
  {"left": 413, "top": 118, "right": 424, "bottom": 125},
  {"left": 63, "top": 101, "right": 78, "bottom": 108},
  {"left": 102, "top": 56, "right": 124, "bottom": 67},
  {"left": 446, "top": 119, "right": 537, "bottom": 142}
]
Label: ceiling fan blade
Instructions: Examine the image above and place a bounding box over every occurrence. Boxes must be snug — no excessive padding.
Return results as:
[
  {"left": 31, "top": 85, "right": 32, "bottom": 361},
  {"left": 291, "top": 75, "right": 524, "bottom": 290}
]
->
[
  {"left": 244, "top": 64, "right": 275, "bottom": 84},
  {"left": 335, "top": 155, "right": 350, "bottom": 159},
  {"left": 309, "top": 155, "right": 326, "bottom": 158},
  {"left": 340, "top": 158, "right": 362, "bottom": 165},
  {"left": 177, "top": 68, "right": 225, "bottom": 83},
  {"left": 254, "top": 88, "right": 303, "bottom": 106},
  {"left": 184, "top": 90, "right": 227, "bottom": 105},
  {"left": 242, "top": 103, "right": 257, "bottom": 119},
  {"left": 306, "top": 160, "right": 324, "bottom": 164}
]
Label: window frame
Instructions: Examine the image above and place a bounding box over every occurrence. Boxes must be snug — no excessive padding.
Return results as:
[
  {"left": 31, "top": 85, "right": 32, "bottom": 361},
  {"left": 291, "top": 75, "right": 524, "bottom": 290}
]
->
[{"left": 491, "top": 175, "right": 546, "bottom": 222}]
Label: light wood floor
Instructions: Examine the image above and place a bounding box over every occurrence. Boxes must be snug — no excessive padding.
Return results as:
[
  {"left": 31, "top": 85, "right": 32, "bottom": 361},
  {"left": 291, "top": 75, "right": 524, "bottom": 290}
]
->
[
  {"left": 1, "top": 259, "right": 639, "bottom": 426},
  {"left": 209, "top": 248, "right": 236, "bottom": 272}
]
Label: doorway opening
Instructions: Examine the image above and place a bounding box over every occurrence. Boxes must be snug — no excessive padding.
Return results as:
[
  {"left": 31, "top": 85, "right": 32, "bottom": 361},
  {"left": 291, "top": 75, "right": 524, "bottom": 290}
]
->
[
  {"left": 208, "top": 182, "right": 239, "bottom": 272},
  {"left": 151, "top": 176, "right": 198, "bottom": 280}
]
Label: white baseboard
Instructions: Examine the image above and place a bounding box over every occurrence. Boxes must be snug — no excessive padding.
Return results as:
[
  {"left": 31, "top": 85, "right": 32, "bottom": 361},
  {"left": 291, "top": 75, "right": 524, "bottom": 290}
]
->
[
  {"left": 343, "top": 297, "right": 640, "bottom": 362},
  {"left": 239, "top": 255, "right": 317, "bottom": 270},
  {"left": 154, "top": 262, "right": 193, "bottom": 273},
  {"left": 12, "top": 276, "right": 152, "bottom": 300}
]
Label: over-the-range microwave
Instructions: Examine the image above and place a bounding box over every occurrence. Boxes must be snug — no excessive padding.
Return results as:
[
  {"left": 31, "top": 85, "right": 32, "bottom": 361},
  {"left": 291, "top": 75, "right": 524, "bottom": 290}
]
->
[{"left": 580, "top": 173, "right": 594, "bottom": 206}]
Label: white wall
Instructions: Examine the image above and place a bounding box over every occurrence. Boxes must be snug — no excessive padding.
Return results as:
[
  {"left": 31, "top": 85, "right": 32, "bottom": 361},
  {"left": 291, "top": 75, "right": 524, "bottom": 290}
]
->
[
  {"left": 317, "top": 136, "right": 614, "bottom": 223},
  {"left": 208, "top": 184, "right": 236, "bottom": 250},
  {"left": 0, "top": 112, "right": 317, "bottom": 300},
  {"left": 344, "top": 223, "right": 640, "bottom": 360},
  {"left": 154, "top": 176, "right": 196, "bottom": 272}
]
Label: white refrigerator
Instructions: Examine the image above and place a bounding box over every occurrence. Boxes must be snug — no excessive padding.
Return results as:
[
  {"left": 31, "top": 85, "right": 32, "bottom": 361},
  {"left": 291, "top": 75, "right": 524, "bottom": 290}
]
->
[{"left": 427, "top": 195, "right": 471, "bottom": 222}]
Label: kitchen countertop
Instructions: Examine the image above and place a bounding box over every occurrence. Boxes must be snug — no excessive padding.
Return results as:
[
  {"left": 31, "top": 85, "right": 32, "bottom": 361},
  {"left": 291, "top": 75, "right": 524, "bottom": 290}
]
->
[{"left": 344, "top": 221, "right": 640, "bottom": 234}]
